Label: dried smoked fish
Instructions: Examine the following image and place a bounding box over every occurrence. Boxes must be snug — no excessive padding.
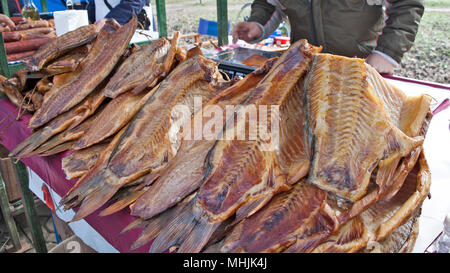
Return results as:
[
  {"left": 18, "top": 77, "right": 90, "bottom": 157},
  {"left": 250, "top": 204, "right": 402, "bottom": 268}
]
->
[
  {"left": 25, "top": 24, "right": 99, "bottom": 71},
  {"left": 29, "top": 17, "right": 136, "bottom": 128},
  {"left": 60, "top": 55, "right": 221, "bottom": 222},
  {"left": 149, "top": 40, "right": 319, "bottom": 253},
  {"left": 102, "top": 36, "right": 173, "bottom": 98},
  {"left": 62, "top": 142, "right": 110, "bottom": 180}
]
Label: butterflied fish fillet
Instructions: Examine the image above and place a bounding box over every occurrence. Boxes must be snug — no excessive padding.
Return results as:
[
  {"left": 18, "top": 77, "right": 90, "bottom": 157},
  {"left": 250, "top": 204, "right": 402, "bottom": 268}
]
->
[
  {"left": 74, "top": 86, "right": 157, "bottom": 150},
  {"left": 361, "top": 211, "right": 420, "bottom": 253},
  {"left": 29, "top": 16, "right": 136, "bottom": 129},
  {"left": 130, "top": 58, "right": 278, "bottom": 220},
  {"left": 149, "top": 40, "right": 320, "bottom": 253},
  {"left": 62, "top": 142, "right": 110, "bottom": 180},
  {"left": 312, "top": 151, "right": 430, "bottom": 253},
  {"left": 365, "top": 64, "right": 431, "bottom": 193},
  {"left": 42, "top": 45, "right": 91, "bottom": 75},
  {"left": 25, "top": 24, "right": 99, "bottom": 71},
  {"left": 205, "top": 181, "right": 338, "bottom": 253},
  {"left": 304, "top": 54, "right": 424, "bottom": 202},
  {"left": 29, "top": 110, "right": 99, "bottom": 156},
  {"left": 60, "top": 55, "right": 221, "bottom": 222},
  {"left": 102, "top": 36, "right": 173, "bottom": 98},
  {"left": 9, "top": 88, "right": 105, "bottom": 159}
]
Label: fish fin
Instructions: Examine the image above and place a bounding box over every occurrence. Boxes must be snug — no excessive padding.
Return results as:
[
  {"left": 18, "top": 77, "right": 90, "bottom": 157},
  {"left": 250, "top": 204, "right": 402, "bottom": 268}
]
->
[
  {"left": 177, "top": 219, "right": 220, "bottom": 253},
  {"left": 232, "top": 195, "right": 273, "bottom": 226},
  {"left": 99, "top": 189, "right": 146, "bottom": 217},
  {"left": 9, "top": 127, "right": 53, "bottom": 158},
  {"left": 149, "top": 200, "right": 197, "bottom": 253},
  {"left": 38, "top": 140, "right": 75, "bottom": 156},
  {"left": 120, "top": 218, "right": 147, "bottom": 235},
  {"left": 70, "top": 180, "right": 122, "bottom": 222}
]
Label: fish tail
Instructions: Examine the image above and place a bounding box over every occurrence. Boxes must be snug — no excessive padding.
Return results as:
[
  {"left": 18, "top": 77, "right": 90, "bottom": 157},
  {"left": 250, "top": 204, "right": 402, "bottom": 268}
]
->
[
  {"left": 70, "top": 174, "right": 122, "bottom": 222},
  {"left": 31, "top": 134, "right": 65, "bottom": 155},
  {"left": 9, "top": 128, "right": 52, "bottom": 158},
  {"left": 120, "top": 218, "right": 147, "bottom": 235},
  {"left": 39, "top": 140, "right": 75, "bottom": 157},
  {"left": 177, "top": 218, "right": 220, "bottom": 253},
  {"left": 149, "top": 200, "right": 198, "bottom": 253},
  {"left": 99, "top": 189, "right": 146, "bottom": 217}
]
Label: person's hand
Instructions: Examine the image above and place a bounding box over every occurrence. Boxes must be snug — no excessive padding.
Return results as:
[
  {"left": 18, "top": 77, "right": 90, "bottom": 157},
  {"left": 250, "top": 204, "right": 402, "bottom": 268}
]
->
[
  {"left": 365, "top": 53, "right": 397, "bottom": 75},
  {"left": 0, "top": 14, "right": 15, "bottom": 29},
  {"left": 232, "top": 22, "right": 262, "bottom": 44}
]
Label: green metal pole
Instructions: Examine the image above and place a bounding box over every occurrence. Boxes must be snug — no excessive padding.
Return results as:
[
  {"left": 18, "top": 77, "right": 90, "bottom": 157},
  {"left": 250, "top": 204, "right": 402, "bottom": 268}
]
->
[
  {"left": 0, "top": 172, "right": 22, "bottom": 251},
  {"left": 155, "top": 0, "right": 167, "bottom": 38},
  {"left": 216, "top": 0, "right": 228, "bottom": 46},
  {"left": 40, "top": 0, "right": 48, "bottom": 12},
  {"left": 1, "top": 0, "right": 10, "bottom": 17},
  {"left": 14, "top": 161, "right": 47, "bottom": 253},
  {"left": 0, "top": 33, "right": 11, "bottom": 78}
]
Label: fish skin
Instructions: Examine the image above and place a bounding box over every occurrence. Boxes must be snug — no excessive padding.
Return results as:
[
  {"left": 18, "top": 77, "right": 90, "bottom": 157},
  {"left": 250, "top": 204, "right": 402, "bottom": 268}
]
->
[
  {"left": 304, "top": 54, "right": 424, "bottom": 202},
  {"left": 312, "top": 151, "right": 431, "bottom": 253},
  {"left": 62, "top": 142, "right": 110, "bottom": 180},
  {"left": 102, "top": 38, "right": 171, "bottom": 98},
  {"left": 149, "top": 40, "right": 319, "bottom": 253},
  {"left": 74, "top": 86, "right": 158, "bottom": 150},
  {"left": 25, "top": 24, "right": 99, "bottom": 71},
  {"left": 334, "top": 67, "right": 432, "bottom": 225},
  {"left": 210, "top": 181, "right": 337, "bottom": 253},
  {"left": 42, "top": 45, "right": 91, "bottom": 75},
  {"left": 130, "top": 58, "right": 277, "bottom": 220},
  {"left": 197, "top": 40, "right": 318, "bottom": 222},
  {"left": 9, "top": 88, "right": 105, "bottom": 159},
  {"left": 61, "top": 56, "right": 221, "bottom": 222},
  {"left": 29, "top": 16, "right": 136, "bottom": 129},
  {"left": 29, "top": 110, "right": 99, "bottom": 156}
]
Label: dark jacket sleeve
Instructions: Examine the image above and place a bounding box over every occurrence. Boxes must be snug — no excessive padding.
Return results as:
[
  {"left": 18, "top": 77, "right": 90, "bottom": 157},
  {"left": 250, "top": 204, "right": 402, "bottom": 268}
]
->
[
  {"left": 375, "top": 0, "right": 424, "bottom": 63},
  {"left": 247, "top": 0, "right": 276, "bottom": 26},
  {"left": 104, "top": 0, "right": 146, "bottom": 25}
]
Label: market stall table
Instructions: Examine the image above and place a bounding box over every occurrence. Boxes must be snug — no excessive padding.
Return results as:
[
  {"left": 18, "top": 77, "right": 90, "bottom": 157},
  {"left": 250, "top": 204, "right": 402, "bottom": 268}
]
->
[{"left": 0, "top": 76, "right": 448, "bottom": 253}]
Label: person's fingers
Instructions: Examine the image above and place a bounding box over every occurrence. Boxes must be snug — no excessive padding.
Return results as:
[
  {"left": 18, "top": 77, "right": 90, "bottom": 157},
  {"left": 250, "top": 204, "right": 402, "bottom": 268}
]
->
[
  {"left": 232, "top": 23, "right": 249, "bottom": 43},
  {"left": 0, "top": 14, "right": 15, "bottom": 29}
]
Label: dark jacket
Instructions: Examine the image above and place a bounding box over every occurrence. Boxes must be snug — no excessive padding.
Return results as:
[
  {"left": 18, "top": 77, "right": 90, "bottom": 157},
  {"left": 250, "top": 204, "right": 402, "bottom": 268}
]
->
[
  {"left": 248, "top": 0, "right": 424, "bottom": 63},
  {"left": 87, "top": 0, "right": 145, "bottom": 25}
]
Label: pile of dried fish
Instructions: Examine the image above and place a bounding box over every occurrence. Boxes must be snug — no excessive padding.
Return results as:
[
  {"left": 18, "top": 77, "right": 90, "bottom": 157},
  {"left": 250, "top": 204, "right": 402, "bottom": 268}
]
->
[{"left": 4, "top": 20, "right": 432, "bottom": 253}]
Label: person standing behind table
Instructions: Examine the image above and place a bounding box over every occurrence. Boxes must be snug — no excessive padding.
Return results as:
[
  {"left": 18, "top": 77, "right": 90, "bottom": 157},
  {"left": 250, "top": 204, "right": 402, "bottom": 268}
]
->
[
  {"left": 86, "top": 0, "right": 146, "bottom": 25},
  {"left": 232, "top": 0, "right": 425, "bottom": 74}
]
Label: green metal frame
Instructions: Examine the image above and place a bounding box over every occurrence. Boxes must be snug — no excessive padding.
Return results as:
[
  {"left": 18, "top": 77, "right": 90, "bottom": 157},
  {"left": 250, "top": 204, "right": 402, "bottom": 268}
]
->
[
  {"left": 216, "top": 0, "right": 228, "bottom": 46},
  {"left": 152, "top": 0, "right": 229, "bottom": 44},
  {"left": 0, "top": 172, "right": 22, "bottom": 250},
  {"left": 15, "top": 161, "right": 47, "bottom": 253},
  {"left": 155, "top": 0, "right": 167, "bottom": 38},
  {"left": 0, "top": 0, "right": 48, "bottom": 78}
]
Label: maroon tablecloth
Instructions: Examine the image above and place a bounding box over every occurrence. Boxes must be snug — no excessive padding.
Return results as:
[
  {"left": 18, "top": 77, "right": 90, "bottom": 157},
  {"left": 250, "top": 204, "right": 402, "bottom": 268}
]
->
[{"left": 0, "top": 98, "right": 151, "bottom": 253}]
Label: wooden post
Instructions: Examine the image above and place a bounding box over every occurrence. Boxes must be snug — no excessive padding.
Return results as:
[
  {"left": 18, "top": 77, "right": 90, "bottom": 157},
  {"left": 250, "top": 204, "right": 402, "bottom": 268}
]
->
[
  {"left": 155, "top": 0, "right": 167, "bottom": 38},
  {"left": 14, "top": 161, "right": 47, "bottom": 253},
  {"left": 216, "top": 0, "right": 228, "bottom": 46}
]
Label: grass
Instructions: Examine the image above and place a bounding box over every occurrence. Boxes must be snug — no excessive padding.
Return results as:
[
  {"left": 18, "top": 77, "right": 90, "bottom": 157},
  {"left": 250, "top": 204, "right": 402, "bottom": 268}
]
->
[
  {"left": 425, "top": 0, "right": 450, "bottom": 8},
  {"left": 154, "top": 0, "right": 449, "bottom": 83},
  {"left": 395, "top": 11, "right": 449, "bottom": 83}
]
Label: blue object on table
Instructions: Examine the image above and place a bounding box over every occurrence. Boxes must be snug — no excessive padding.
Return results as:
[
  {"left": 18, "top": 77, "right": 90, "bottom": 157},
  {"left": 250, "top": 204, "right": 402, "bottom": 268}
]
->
[
  {"left": 50, "top": 213, "right": 62, "bottom": 244},
  {"left": 198, "top": 18, "right": 230, "bottom": 37},
  {"left": 31, "top": 0, "right": 88, "bottom": 12}
]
